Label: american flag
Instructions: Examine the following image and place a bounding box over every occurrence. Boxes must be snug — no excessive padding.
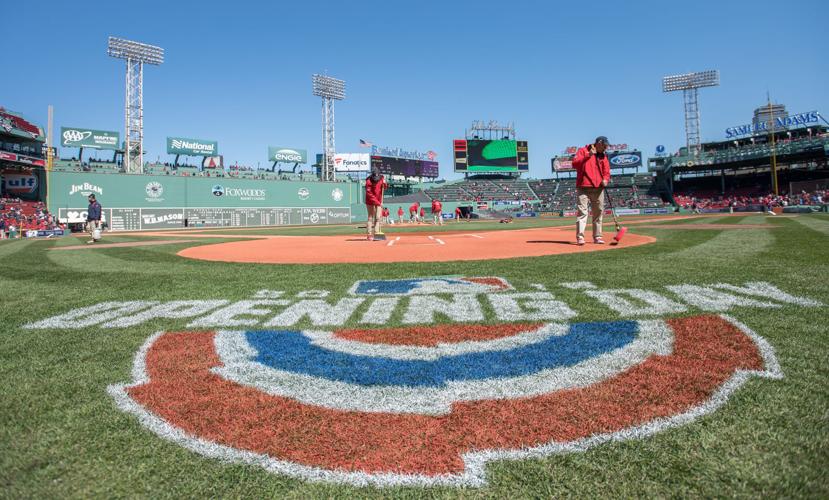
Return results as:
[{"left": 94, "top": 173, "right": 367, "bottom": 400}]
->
[{"left": 359, "top": 139, "right": 373, "bottom": 148}]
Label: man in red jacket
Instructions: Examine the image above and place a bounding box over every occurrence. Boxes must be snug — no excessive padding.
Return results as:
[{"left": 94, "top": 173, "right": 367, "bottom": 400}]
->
[
  {"left": 397, "top": 206, "right": 405, "bottom": 224},
  {"left": 571, "top": 136, "right": 612, "bottom": 245},
  {"left": 365, "top": 167, "right": 388, "bottom": 241},
  {"left": 409, "top": 202, "right": 419, "bottom": 223}
]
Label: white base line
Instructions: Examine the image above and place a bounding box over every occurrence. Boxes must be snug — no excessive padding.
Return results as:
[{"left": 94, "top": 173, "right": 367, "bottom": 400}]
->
[
  {"left": 387, "top": 236, "right": 400, "bottom": 247},
  {"left": 435, "top": 238, "right": 445, "bottom": 245}
]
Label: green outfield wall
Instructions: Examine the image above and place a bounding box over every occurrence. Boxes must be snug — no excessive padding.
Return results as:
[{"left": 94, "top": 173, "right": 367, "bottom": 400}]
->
[{"left": 47, "top": 171, "right": 365, "bottom": 231}]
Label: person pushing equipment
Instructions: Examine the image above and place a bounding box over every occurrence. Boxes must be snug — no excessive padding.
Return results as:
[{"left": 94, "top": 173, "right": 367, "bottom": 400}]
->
[
  {"left": 364, "top": 167, "right": 388, "bottom": 241},
  {"left": 572, "top": 136, "right": 611, "bottom": 245},
  {"left": 86, "top": 194, "right": 103, "bottom": 244}
]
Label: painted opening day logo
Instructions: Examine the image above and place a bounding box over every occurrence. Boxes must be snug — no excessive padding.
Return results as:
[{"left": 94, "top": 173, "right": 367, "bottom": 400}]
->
[
  {"left": 331, "top": 188, "right": 344, "bottom": 201},
  {"left": 25, "top": 277, "right": 822, "bottom": 487}
]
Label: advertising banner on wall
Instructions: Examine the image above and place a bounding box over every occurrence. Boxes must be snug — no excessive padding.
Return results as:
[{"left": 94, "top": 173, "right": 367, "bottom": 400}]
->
[
  {"left": 1, "top": 172, "right": 38, "bottom": 195},
  {"left": 268, "top": 147, "right": 308, "bottom": 163},
  {"left": 333, "top": 153, "right": 370, "bottom": 172},
  {"left": 552, "top": 151, "right": 642, "bottom": 171},
  {"left": 608, "top": 151, "right": 642, "bottom": 168},
  {"left": 60, "top": 127, "right": 120, "bottom": 150},
  {"left": 552, "top": 157, "right": 574, "bottom": 171},
  {"left": 166, "top": 137, "right": 218, "bottom": 156}
]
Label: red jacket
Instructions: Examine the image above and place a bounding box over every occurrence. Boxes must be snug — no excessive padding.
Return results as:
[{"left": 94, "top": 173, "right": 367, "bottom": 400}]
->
[
  {"left": 397, "top": 207, "right": 404, "bottom": 216},
  {"left": 572, "top": 145, "right": 611, "bottom": 188},
  {"left": 409, "top": 203, "right": 419, "bottom": 214},
  {"left": 419, "top": 208, "right": 425, "bottom": 217},
  {"left": 431, "top": 200, "right": 442, "bottom": 213},
  {"left": 365, "top": 175, "right": 388, "bottom": 206}
]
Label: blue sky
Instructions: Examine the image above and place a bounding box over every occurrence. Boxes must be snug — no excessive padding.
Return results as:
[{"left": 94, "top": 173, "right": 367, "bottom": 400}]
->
[{"left": 2, "top": 0, "right": 826, "bottom": 179}]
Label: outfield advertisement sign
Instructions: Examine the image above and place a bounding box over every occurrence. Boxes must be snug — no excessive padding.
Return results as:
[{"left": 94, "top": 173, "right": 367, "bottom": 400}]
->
[
  {"left": 552, "top": 157, "right": 574, "bottom": 171},
  {"left": 1, "top": 173, "right": 38, "bottom": 195},
  {"left": 60, "top": 127, "right": 120, "bottom": 150},
  {"left": 725, "top": 110, "right": 820, "bottom": 138},
  {"left": 553, "top": 151, "right": 641, "bottom": 171},
  {"left": 48, "top": 171, "right": 360, "bottom": 230},
  {"left": 333, "top": 153, "right": 370, "bottom": 172},
  {"left": 166, "top": 137, "right": 218, "bottom": 156},
  {"left": 609, "top": 151, "right": 642, "bottom": 168},
  {"left": 268, "top": 147, "right": 308, "bottom": 163}
]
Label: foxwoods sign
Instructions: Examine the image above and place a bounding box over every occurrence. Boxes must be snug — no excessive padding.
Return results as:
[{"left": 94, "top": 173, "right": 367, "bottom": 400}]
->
[{"left": 725, "top": 111, "right": 821, "bottom": 139}]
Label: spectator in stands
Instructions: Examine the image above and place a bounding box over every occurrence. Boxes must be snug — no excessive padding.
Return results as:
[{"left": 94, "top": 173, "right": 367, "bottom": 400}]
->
[
  {"left": 86, "top": 194, "right": 102, "bottom": 244},
  {"left": 431, "top": 198, "right": 444, "bottom": 226},
  {"left": 572, "top": 136, "right": 612, "bottom": 245},
  {"left": 0, "top": 218, "right": 5, "bottom": 239},
  {"left": 364, "top": 167, "right": 387, "bottom": 241}
]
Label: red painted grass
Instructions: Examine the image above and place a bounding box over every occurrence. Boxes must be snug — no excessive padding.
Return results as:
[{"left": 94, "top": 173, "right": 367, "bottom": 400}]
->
[
  {"left": 128, "top": 316, "right": 765, "bottom": 476},
  {"left": 333, "top": 323, "right": 543, "bottom": 346}
]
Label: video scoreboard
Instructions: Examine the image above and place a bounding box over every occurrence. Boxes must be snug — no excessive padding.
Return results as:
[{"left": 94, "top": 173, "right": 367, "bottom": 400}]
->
[
  {"left": 370, "top": 155, "right": 439, "bottom": 178},
  {"left": 454, "top": 139, "right": 528, "bottom": 172}
]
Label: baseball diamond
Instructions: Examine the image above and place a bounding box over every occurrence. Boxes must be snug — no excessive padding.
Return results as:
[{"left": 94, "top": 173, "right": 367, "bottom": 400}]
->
[{"left": 3, "top": 2, "right": 829, "bottom": 497}]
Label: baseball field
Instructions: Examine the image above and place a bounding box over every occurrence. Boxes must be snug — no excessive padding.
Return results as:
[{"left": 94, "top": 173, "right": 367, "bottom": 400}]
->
[{"left": 2, "top": 213, "right": 828, "bottom": 498}]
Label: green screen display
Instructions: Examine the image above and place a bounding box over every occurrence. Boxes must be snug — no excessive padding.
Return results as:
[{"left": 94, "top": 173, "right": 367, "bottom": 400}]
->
[{"left": 466, "top": 140, "right": 518, "bottom": 171}]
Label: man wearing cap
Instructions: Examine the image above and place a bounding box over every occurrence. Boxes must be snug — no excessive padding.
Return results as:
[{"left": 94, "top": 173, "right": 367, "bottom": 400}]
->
[
  {"left": 86, "top": 194, "right": 102, "bottom": 244},
  {"left": 571, "top": 136, "right": 612, "bottom": 245}
]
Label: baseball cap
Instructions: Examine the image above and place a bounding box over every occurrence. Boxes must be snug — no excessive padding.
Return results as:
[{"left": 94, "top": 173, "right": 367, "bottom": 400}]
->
[{"left": 595, "top": 136, "right": 610, "bottom": 145}]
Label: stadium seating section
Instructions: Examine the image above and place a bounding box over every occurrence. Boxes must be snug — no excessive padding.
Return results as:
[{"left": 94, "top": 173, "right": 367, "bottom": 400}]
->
[
  {"left": 51, "top": 160, "right": 323, "bottom": 182},
  {"left": 414, "top": 175, "right": 666, "bottom": 212},
  {"left": 0, "top": 198, "right": 62, "bottom": 235},
  {"left": 665, "top": 135, "right": 829, "bottom": 169}
]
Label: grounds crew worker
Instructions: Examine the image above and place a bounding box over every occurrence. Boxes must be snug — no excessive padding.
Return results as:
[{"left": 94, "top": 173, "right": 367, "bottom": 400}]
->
[
  {"left": 86, "top": 194, "right": 102, "bottom": 244},
  {"left": 571, "top": 136, "right": 612, "bottom": 245},
  {"left": 364, "top": 167, "right": 388, "bottom": 241}
]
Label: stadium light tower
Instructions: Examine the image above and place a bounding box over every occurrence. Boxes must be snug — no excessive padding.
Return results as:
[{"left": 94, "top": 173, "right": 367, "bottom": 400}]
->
[
  {"left": 108, "top": 36, "right": 164, "bottom": 174},
  {"left": 312, "top": 74, "right": 345, "bottom": 181},
  {"left": 662, "top": 70, "right": 719, "bottom": 158}
]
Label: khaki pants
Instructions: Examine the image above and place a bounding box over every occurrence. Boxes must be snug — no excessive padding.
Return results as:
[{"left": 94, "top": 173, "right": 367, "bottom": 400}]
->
[
  {"left": 87, "top": 220, "right": 102, "bottom": 240},
  {"left": 366, "top": 205, "right": 382, "bottom": 236},
  {"left": 576, "top": 187, "right": 604, "bottom": 239}
]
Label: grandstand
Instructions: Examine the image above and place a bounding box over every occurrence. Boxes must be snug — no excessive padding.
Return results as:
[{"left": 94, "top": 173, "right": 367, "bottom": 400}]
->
[
  {"left": 650, "top": 117, "right": 829, "bottom": 208},
  {"left": 389, "top": 174, "right": 665, "bottom": 214}
]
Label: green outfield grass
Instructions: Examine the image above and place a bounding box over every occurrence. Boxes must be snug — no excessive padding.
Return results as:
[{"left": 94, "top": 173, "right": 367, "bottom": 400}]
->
[{"left": 1, "top": 214, "right": 827, "bottom": 498}]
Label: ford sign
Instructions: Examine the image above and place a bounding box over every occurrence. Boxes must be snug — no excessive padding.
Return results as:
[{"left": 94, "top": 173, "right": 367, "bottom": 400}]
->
[{"left": 610, "top": 153, "right": 642, "bottom": 167}]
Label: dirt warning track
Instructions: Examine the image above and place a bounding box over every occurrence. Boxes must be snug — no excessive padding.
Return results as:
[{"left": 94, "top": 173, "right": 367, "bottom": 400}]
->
[{"left": 177, "top": 226, "right": 655, "bottom": 264}]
